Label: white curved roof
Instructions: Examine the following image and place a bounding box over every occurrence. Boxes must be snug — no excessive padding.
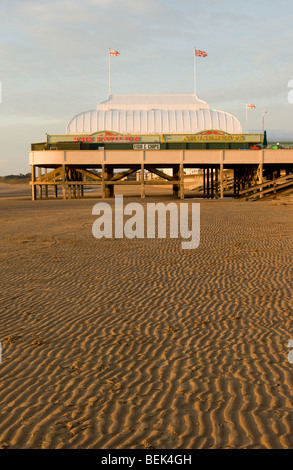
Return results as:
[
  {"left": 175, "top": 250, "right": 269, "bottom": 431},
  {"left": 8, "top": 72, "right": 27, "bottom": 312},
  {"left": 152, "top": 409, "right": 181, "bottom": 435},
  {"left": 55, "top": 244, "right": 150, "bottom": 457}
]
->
[{"left": 66, "top": 94, "right": 242, "bottom": 134}]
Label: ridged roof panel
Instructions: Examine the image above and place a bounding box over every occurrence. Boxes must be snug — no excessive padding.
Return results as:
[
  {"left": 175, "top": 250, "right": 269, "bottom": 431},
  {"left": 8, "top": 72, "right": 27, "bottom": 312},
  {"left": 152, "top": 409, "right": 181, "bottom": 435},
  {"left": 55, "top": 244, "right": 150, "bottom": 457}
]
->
[{"left": 67, "top": 108, "right": 242, "bottom": 134}]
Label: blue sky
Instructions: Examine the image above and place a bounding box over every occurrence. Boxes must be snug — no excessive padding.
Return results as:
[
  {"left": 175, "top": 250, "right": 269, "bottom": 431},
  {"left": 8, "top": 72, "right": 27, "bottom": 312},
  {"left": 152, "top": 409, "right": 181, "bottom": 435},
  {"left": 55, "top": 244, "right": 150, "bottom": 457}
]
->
[{"left": 1, "top": 0, "right": 293, "bottom": 174}]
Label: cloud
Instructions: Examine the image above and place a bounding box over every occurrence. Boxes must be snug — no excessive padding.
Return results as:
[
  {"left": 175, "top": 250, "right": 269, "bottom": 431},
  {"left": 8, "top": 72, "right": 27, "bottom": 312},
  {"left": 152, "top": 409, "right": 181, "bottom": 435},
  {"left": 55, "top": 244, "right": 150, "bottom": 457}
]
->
[{"left": 1, "top": 0, "right": 293, "bottom": 174}]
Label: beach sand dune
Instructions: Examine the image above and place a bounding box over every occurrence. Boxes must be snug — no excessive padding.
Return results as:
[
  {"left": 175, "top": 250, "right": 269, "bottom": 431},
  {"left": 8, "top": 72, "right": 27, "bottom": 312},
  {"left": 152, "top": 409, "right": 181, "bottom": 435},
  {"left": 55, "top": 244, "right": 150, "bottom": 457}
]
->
[{"left": 0, "top": 194, "right": 292, "bottom": 449}]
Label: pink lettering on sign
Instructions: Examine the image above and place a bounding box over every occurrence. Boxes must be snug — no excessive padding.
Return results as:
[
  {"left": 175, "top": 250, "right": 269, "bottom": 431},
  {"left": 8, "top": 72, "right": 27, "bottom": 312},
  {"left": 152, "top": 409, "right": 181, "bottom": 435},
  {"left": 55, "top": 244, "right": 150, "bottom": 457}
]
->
[{"left": 72, "top": 134, "right": 141, "bottom": 143}]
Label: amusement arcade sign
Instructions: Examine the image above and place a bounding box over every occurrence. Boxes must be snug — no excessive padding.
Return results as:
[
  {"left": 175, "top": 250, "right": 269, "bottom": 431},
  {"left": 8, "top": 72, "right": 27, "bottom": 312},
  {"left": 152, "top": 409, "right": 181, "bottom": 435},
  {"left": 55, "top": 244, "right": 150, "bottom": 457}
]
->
[{"left": 47, "top": 130, "right": 262, "bottom": 144}]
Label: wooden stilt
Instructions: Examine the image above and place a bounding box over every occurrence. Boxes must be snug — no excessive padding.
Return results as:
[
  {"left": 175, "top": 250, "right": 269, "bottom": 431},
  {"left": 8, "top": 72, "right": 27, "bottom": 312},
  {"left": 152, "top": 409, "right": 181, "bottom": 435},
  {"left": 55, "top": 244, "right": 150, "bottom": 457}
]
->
[
  {"left": 179, "top": 163, "right": 184, "bottom": 199},
  {"left": 207, "top": 167, "right": 210, "bottom": 198},
  {"left": 31, "top": 165, "right": 36, "bottom": 201},
  {"left": 102, "top": 165, "right": 114, "bottom": 198},
  {"left": 258, "top": 163, "right": 263, "bottom": 198},
  {"left": 62, "top": 165, "right": 66, "bottom": 200},
  {"left": 215, "top": 167, "right": 219, "bottom": 199},
  {"left": 220, "top": 163, "right": 224, "bottom": 199},
  {"left": 141, "top": 163, "right": 145, "bottom": 198},
  {"left": 233, "top": 168, "right": 237, "bottom": 196},
  {"left": 102, "top": 164, "right": 106, "bottom": 198},
  {"left": 44, "top": 169, "right": 48, "bottom": 198},
  {"left": 173, "top": 165, "right": 179, "bottom": 197},
  {"left": 38, "top": 167, "right": 42, "bottom": 199},
  {"left": 54, "top": 184, "right": 57, "bottom": 198}
]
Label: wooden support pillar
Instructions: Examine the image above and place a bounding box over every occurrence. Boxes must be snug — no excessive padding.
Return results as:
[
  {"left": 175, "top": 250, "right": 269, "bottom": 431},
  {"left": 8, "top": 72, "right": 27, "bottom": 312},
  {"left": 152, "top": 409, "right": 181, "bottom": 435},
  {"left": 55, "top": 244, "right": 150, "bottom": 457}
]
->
[
  {"left": 207, "top": 167, "right": 210, "bottom": 198},
  {"left": 31, "top": 165, "right": 36, "bottom": 201},
  {"left": 215, "top": 167, "right": 219, "bottom": 199},
  {"left": 107, "top": 167, "right": 114, "bottom": 198},
  {"left": 233, "top": 168, "right": 237, "bottom": 197},
  {"left": 141, "top": 163, "right": 145, "bottom": 198},
  {"left": 77, "top": 171, "right": 82, "bottom": 198},
  {"left": 38, "top": 167, "right": 42, "bottom": 199},
  {"left": 62, "top": 164, "right": 66, "bottom": 200},
  {"left": 54, "top": 184, "right": 58, "bottom": 198},
  {"left": 203, "top": 168, "right": 206, "bottom": 195},
  {"left": 102, "top": 165, "right": 114, "bottom": 198},
  {"left": 258, "top": 163, "right": 263, "bottom": 199},
  {"left": 173, "top": 165, "right": 179, "bottom": 197},
  {"left": 102, "top": 164, "right": 105, "bottom": 198},
  {"left": 211, "top": 167, "right": 214, "bottom": 198},
  {"left": 179, "top": 163, "right": 184, "bottom": 199},
  {"left": 44, "top": 169, "right": 48, "bottom": 198},
  {"left": 220, "top": 163, "right": 224, "bottom": 199}
]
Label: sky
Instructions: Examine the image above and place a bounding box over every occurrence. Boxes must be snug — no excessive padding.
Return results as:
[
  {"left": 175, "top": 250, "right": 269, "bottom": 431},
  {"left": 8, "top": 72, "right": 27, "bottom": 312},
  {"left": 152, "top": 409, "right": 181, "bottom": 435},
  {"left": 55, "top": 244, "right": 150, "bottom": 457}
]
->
[{"left": 1, "top": 0, "right": 293, "bottom": 175}]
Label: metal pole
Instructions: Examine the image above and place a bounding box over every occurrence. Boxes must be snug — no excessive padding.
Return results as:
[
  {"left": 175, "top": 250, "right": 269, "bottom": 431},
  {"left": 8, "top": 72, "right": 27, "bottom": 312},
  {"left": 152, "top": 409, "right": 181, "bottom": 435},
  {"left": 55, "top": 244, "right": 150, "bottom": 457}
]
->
[
  {"left": 262, "top": 109, "right": 267, "bottom": 135},
  {"left": 194, "top": 48, "right": 196, "bottom": 95},
  {"left": 108, "top": 48, "right": 111, "bottom": 96}
]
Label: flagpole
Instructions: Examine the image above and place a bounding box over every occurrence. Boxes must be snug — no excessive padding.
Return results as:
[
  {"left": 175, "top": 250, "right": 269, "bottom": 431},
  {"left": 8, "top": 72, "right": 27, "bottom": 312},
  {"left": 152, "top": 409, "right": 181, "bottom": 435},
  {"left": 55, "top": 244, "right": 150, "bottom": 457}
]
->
[
  {"left": 245, "top": 102, "right": 248, "bottom": 130},
  {"left": 108, "top": 48, "right": 111, "bottom": 97},
  {"left": 194, "top": 48, "right": 196, "bottom": 95}
]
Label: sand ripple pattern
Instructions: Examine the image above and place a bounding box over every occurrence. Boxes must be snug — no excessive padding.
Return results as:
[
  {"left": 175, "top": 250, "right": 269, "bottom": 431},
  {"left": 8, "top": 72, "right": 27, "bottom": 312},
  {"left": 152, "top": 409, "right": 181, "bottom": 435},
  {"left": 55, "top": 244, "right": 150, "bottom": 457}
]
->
[{"left": 0, "top": 198, "right": 293, "bottom": 449}]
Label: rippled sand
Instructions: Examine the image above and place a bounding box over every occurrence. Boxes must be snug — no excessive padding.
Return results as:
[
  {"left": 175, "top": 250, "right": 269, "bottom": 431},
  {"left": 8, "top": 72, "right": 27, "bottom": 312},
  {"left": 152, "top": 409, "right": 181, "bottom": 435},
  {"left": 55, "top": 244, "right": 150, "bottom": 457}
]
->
[{"left": 0, "top": 191, "right": 293, "bottom": 449}]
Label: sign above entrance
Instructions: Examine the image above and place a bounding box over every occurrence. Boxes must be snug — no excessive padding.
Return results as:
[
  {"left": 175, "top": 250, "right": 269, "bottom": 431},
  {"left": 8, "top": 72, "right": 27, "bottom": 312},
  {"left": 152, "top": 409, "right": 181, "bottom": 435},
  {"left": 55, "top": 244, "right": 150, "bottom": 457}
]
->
[
  {"left": 163, "top": 130, "right": 262, "bottom": 143},
  {"left": 46, "top": 130, "right": 262, "bottom": 145},
  {"left": 73, "top": 131, "right": 141, "bottom": 143}
]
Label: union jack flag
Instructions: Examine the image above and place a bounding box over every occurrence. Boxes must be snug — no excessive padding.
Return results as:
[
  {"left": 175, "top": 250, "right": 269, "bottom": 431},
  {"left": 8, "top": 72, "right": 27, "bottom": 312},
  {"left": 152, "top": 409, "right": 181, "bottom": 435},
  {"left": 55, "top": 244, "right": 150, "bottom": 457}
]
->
[
  {"left": 195, "top": 48, "right": 207, "bottom": 57},
  {"left": 246, "top": 103, "right": 256, "bottom": 109},
  {"left": 109, "top": 49, "right": 120, "bottom": 56}
]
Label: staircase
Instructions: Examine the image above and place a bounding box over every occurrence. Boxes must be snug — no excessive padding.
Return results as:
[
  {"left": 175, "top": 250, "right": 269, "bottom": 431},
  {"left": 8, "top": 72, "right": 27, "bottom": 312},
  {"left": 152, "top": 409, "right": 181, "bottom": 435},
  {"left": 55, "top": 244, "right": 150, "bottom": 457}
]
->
[{"left": 238, "top": 173, "right": 293, "bottom": 200}]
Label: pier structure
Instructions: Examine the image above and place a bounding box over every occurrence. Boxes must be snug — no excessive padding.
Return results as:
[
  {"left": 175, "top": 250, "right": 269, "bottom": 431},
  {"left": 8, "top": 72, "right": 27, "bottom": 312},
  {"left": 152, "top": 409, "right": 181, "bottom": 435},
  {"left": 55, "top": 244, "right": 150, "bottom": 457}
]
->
[
  {"left": 29, "top": 148, "right": 293, "bottom": 200},
  {"left": 29, "top": 94, "right": 293, "bottom": 199}
]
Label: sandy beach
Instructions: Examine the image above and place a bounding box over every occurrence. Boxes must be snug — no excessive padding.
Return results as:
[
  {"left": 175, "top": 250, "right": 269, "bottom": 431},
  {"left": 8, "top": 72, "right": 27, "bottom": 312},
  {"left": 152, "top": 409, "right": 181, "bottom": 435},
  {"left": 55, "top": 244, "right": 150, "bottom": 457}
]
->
[{"left": 0, "top": 185, "right": 293, "bottom": 449}]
